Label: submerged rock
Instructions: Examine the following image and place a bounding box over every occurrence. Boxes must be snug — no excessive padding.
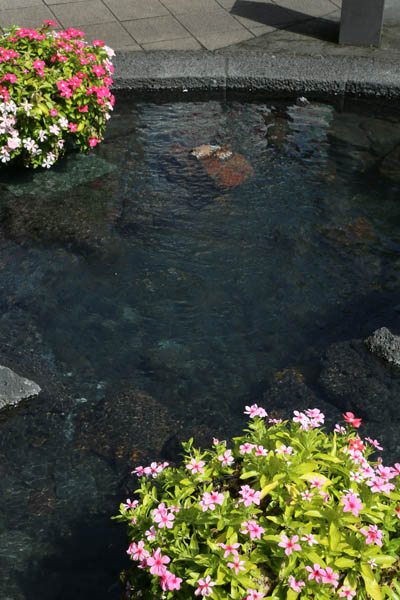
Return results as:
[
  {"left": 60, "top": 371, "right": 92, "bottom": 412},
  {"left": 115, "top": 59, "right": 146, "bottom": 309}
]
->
[
  {"left": 0, "top": 365, "right": 41, "bottom": 411},
  {"left": 365, "top": 327, "right": 400, "bottom": 367},
  {"left": 380, "top": 145, "right": 400, "bottom": 180}
]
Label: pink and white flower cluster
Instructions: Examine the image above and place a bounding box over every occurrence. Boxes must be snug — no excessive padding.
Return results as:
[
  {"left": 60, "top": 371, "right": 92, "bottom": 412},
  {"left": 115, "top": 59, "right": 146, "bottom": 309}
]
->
[
  {"left": 292, "top": 408, "right": 325, "bottom": 430},
  {"left": 0, "top": 20, "right": 115, "bottom": 168},
  {"left": 131, "top": 461, "right": 169, "bottom": 478},
  {"left": 199, "top": 490, "right": 225, "bottom": 512}
]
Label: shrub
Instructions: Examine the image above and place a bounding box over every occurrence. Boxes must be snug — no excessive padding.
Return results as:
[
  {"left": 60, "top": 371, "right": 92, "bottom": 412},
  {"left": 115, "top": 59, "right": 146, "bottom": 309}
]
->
[
  {"left": 0, "top": 20, "right": 115, "bottom": 168},
  {"left": 114, "top": 406, "right": 400, "bottom": 600}
]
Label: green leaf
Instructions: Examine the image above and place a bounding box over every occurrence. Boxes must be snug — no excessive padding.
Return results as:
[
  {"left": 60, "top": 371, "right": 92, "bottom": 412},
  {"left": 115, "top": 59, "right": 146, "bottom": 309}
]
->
[
  {"left": 361, "top": 563, "right": 382, "bottom": 600},
  {"left": 260, "top": 480, "right": 279, "bottom": 498},
  {"left": 240, "top": 471, "right": 259, "bottom": 479},
  {"left": 335, "top": 557, "right": 356, "bottom": 568},
  {"left": 374, "top": 555, "right": 397, "bottom": 567},
  {"left": 329, "top": 521, "right": 341, "bottom": 552}
]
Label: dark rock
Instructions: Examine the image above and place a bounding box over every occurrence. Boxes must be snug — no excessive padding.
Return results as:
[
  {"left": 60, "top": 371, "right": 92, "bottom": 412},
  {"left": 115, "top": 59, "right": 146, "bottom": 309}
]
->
[
  {"left": 360, "top": 118, "right": 400, "bottom": 157},
  {"left": 365, "top": 327, "right": 400, "bottom": 367},
  {"left": 0, "top": 365, "right": 41, "bottom": 411},
  {"left": 328, "top": 120, "right": 371, "bottom": 149},
  {"left": 380, "top": 144, "right": 400, "bottom": 180},
  {"left": 74, "top": 388, "right": 176, "bottom": 470}
]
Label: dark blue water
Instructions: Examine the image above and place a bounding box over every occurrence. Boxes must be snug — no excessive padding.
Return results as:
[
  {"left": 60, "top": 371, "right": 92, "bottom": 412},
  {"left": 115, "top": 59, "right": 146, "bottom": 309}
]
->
[{"left": 1, "top": 95, "right": 400, "bottom": 599}]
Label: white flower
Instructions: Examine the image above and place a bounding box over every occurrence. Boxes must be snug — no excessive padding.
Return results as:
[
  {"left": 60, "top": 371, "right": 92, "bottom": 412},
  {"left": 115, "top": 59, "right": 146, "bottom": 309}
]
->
[
  {"left": 0, "top": 148, "right": 10, "bottom": 162},
  {"left": 7, "top": 136, "right": 20, "bottom": 149},
  {"left": 5, "top": 100, "right": 17, "bottom": 114},
  {"left": 103, "top": 45, "right": 115, "bottom": 59},
  {"left": 49, "top": 124, "right": 60, "bottom": 135},
  {"left": 20, "top": 100, "right": 33, "bottom": 115},
  {"left": 38, "top": 129, "right": 47, "bottom": 142},
  {"left": 58, "top": 116, "right": 68, "bottom": 129},
  {"left": 57, "top": 139, "right": 64, "bottom": 149},
  {"left": 42, "top": 151, "right": 56, "bottom": 168}
]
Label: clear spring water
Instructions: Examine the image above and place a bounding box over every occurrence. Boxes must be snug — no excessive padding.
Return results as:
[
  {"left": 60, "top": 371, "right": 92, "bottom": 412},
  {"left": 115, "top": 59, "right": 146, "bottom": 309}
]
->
[{"left": 1, "top": 94, "right": 400, "bottom": 598}]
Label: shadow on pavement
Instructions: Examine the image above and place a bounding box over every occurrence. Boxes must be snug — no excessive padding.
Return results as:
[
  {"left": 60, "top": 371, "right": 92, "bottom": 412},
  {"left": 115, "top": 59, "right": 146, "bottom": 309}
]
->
[{"left": 231, "top": 0, "right": 340, "bottom": 42}]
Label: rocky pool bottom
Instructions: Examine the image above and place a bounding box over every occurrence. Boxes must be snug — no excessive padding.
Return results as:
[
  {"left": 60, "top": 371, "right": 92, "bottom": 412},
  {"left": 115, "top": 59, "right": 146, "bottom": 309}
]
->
[{"left": 1, "top": 94, "right": 400, "bottom": 598}]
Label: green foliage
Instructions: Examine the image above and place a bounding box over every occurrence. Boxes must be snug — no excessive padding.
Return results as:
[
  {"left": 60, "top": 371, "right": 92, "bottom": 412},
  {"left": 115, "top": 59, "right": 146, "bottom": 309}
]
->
[
  {"left": 114, "top": 407, "right": 400, "bottom": 599},
  {"left": 0, "top": 20, "right": 115, "bottom": 168}
]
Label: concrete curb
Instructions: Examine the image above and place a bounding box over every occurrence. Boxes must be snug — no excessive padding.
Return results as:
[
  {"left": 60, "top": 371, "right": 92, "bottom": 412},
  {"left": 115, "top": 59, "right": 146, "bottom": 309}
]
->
[{"left": 113, "top": 50, "right": 400, "bottom": 99}]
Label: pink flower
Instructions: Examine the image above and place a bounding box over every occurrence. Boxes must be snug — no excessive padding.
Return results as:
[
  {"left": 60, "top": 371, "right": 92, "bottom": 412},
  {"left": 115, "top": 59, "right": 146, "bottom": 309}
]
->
[
  {"left": 89, "top": 136, "right": 100, "bottom": 147},
  {"left": 186, "top": 458, "right": 206, "bottom": 474},
  {"left": 305, "top": 563, "right": 322, "bottom": 582},
  {"left": 218, "top": 449, "right": 234, "bottom": 467},
  {"left": 147, "top": 548, "right": 170, "bottom": 576},
  {"left": 194, "top": 575, "right": 216, "bottom": 597},
  {"left": 360, "top": 524, "right": 383, "bottom": 547},
  {"left": 319, "top": 491, "right": 330, "bottom": 503},
  {"left": 131, "top": 465, "right": 145, "bottom": 477},
  {"left": 244, "top": 404, "right": 267, "bottom": 418},
  {"left": 239, "top": 485, "right": 262, "bottom": 507},
  {"left": 309, "top": 477, "right": 323, "bottom": 489},
  {"left": 241, "top": 520, "right": 264, "bottom": 540},
  {"left": 301, "top": 489, "right": 314, "bottom": 502},
  {"left": 244, "top": 590, "right": 264, "bottom": 600},
  {"left": 293, "top": 410, "right": 311, "bottom": 430},
  {"left": 338, "top": 586, "right": 356, "bottom": 598},
  {"left": 92, "top": 64, "right": 106, "bottom": 78},
  {"left": 33, "top": 59, "right": 45, "bottom": 70},
  {"left": 301, "top": 533, "right": 317, "bottom": 546},
  {"left": 43, "top": 19, "right": 58, "bottom": 27},
  {"left": 227, "top": 556, "right": 246, "bottom": 575},
  {"left": 395, "top": 505, "right": 400, "bottom": 519},
  {"left": 334, "top": 424, "right": 346, "bottom": 434},
  {"left": 278, "top": 533, "right": 301, "bottom": 555},
  {"left": 288, "top": 576, "right": 305, "bottom": 592},
  {"left": 343, "top": 412, "right": 362, "bottom": 428},
  {"left": 392, "top": 463, "right": 400, "bottom": 476},
  {"left": 92, "top": 39, "right": 105, "bottom": 46},
  {"left": 145, "top": 526, "right": 156, "bottom": 541},
  {"left": 341, "top": 492, "right": 363, "bottom": 517},
  {"left": 275, "top": 444, "right": 293, "bottom": 456},
  {"left": 240, "top": 442, "right": 254, "bottom": 454},
  {"left": 218, "top": 542, "right": 240, "bottom": 558},
  {"left": 68, "top": 122, "right": 78, "bottom": 132},
  {"left": 320, "top": 566, "right": 339, "bottom": 588},
  {"left": 126, "top": 540, "right": 149, "bottom": 561},
  {"left": 365, "top": 437, "right": 383, "bottom": 451},
  {"left": 78, "top": 104, "right": 88, "bottom": 113},
  {"left": 160, "top": 571, "right": 182, "bottom": 591},
  {"left": 122, "top": 498, "right": 138, "bottom": 511},
  {"left": 199, "top": 491, "right": 224, "bottom": 512},
  {"left": 366, "top": 476, "right": 394, "bottom": 494},
  {"left": 254, "top": 445, "right": 267, "bottom": 456}
]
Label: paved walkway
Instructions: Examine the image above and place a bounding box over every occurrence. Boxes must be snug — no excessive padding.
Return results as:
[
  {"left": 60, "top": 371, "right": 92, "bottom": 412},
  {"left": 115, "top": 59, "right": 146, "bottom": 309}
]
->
[{"left": 0, "top": 0, "right": 399, "bottom": 55}]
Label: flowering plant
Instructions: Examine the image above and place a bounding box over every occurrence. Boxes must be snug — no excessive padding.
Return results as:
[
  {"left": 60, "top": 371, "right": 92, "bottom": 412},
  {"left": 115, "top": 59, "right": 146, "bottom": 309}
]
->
[
  {"left": 0, "top": 20, "right": 115, "bottom": 168},
  {"left": 114, "top": 406, "right": 400, "bottom": 600}
]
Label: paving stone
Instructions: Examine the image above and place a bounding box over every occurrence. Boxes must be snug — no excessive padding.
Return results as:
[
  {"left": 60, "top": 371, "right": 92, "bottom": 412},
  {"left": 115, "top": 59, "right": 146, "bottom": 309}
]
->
[
  {"left": 0, "top": 5, "right": 54, "bottom": 27},
  {"left": 124, "top": 15, "right": 189, "bottom": 44},
  {"left": 196, "top": 29, "right": 254, "bottom": 50},
  {"left": 161, "top": 0, "right": 222, "bottom": 15},
  {"left": 50, "top": 0, "right": 115, "bottom": 28},
  {"left": 0, "top": 0, "right": 43, "bottom": 9},
  {"left": 142, "top": 37, "right": 202, "bottom": 50},
  {"left": 44, "top": 0, "right": 88, "bottom": 3},
  {"left": 79, "top": 21, "right": 139, "bottom": 49},
  {"left": 230, "top": 4, "right": 303, "bottom": 28},
  {"left": 103, "top": 0, "right": 169, "bottom": 21},
  {"left": 176, "top": 5, "right": 247, "bottom": 36}
]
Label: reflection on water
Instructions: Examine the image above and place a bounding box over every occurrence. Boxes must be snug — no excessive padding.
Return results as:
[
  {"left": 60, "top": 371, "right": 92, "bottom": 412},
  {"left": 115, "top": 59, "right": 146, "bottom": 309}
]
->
[{"left": 0, "top": 95, "right": 400, "bottom": 598}]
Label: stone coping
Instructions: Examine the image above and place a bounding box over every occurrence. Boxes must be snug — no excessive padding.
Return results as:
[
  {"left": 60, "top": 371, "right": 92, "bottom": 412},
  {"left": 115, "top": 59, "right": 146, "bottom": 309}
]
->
[{"left": 113, "top": 50, "right": 400, "bottom": 99}]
